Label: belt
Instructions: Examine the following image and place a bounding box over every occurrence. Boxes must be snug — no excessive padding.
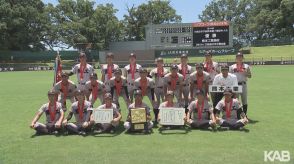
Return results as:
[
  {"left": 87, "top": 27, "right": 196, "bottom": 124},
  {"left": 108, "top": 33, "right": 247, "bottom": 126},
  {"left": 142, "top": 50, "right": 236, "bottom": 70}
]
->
[
  {"left": 183, "top": 84, "right": 190, "bottom": 87},
  {"left": 128, "top": 83, "right": 134, "bottom": 86},
  {"left": 156, "top": 86, "right": 163, "bottom": 89},
  {"left": 78, "top": 82, "right": 86, "bottom": 85},
  {"left": 238, "top": 82, "right": 246, "bottom": 85}
]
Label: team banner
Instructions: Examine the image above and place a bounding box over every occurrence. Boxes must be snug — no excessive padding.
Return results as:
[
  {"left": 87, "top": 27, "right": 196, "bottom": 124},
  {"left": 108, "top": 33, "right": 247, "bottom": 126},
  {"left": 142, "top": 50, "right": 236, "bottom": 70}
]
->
[
  {"left": 159, "top": 108, "right": 185, "bottom": 125},
  {"left": 53, "top": 51, "right": 62, "bottom": 85},
  {"left": 93, "top": 108, "right": 113, "bottom": 124},
  {"left": 209, "top": 85, "right": 243, "bottom": 93},
  {"left": 130, "top": 108, "right": 147, "bottom": 130}
]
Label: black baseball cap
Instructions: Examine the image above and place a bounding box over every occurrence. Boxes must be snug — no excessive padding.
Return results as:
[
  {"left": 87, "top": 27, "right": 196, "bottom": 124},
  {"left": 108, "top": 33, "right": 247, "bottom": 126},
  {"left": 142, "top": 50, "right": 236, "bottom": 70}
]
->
[
  {"left": 166, "top": 91, "right": 174, "bottom": 96},
  {"left": 180, "top": 54, "right": 188, "bottom": 58},
  {"left": 170, "top": 64, "right": 178, "bottom": 70},
  {"left": 195, "top": 63, "right": 204, "bottom": 68},
  {"left": 236, "top": 52, "right": 244, "bottom": 57},
  {"left": 195, "top": 89, "right": 205, "bottom": 95},
  {"left": 204, "top": 51, "right": 212, "bottom": 56},
  {"left": 106, "top": 52, "right": 114, "bottom": 58},
  {"left": 221, "top": 64, "right": 229, "bottom": 70},
  {"left": 48, "top": 90, "right": 57, "bottom": 95},
  {"left": 61, "top": 72, "right": 68, "bottom": 77},
  {"left": 129, "top": 53, "right": 136, "bottom": 58},
  {"left": 156, "top": 57, "right": 163, "bottom": 62},
  {"left": 114, "top": 68, "right": 122, "bottom": 74},
  {"left": 134, "top": 90, "right": 142, "bottom": 96},
  {"left": 90, "top": 73, "right": 98, "bottom": 78},
  {"left": 104, "top": 93, "right": 112, "bottom": 99},
  {"left": 75, "top": 90, "right": 84, "bottom": 96},
  {"left": 223, "top": 88, "right": 233, "bottom": 95}
]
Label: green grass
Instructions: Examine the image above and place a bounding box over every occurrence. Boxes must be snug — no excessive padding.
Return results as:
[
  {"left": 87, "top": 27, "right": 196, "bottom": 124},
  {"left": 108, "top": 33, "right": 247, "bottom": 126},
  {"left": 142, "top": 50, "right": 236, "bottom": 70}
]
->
[
  {"left": 0, "top": 66, "right": 294, "bottom": 164},
  {"left": 163, "top": 45, "right": 294, "bottom": 63}
]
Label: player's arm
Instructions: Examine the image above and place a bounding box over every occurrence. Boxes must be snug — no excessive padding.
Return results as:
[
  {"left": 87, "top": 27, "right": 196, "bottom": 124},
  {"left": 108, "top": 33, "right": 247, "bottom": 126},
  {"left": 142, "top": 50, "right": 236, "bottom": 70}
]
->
[
  {"left": 63, "top": 111, "right": 73, "bottom": 125},
  {"left": 30, "top": 111, "right": 43, "bottom": 129},
  {"left": 101, "top": 68, "right": 105, "bottom": 82},
  {"left": 55, "top": 110, "right": 64, "bottom": 128},
  {"left": 113, "top": 111, "right": 122, "bottom": 123},
  {"left": 246, "top": 66, "right": 252, "bottom": 78},
  {"left": 190, "top": 79, "right": 194, "bottom": 100}
]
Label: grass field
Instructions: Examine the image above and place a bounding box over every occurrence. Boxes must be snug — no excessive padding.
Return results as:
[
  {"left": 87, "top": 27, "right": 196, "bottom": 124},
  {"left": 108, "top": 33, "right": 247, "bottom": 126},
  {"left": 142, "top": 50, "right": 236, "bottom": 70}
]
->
[{"left": 0, "top": 65, "right": 294, "bottom": 164}]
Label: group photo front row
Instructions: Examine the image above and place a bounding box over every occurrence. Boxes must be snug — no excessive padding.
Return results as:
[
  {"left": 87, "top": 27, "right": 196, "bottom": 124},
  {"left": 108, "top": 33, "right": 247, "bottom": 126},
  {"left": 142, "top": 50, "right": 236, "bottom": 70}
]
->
[{"left": 30, "top": 51, "right": 252, "bottom": 135}]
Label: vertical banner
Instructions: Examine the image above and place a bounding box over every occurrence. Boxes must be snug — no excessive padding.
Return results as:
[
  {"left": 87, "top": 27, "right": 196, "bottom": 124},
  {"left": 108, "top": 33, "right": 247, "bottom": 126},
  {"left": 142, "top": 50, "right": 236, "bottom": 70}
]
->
[{"left": 53, "top": 51, "right": 62, "bottom": 86}]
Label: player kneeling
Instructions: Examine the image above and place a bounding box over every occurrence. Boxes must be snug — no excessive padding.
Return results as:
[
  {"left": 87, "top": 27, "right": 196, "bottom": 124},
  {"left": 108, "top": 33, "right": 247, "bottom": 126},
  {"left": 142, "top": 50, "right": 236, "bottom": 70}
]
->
[
  {"left": 215, "top": 88, "right": 248, "bottom": 130},
  {"left": 30, "top": 91, "right": 64, "bottom": 135},
  {"left": 91, "top": 93, "right": 122, "bottom": 134},
  {"left": 63, "top": 90, "right": 93, "bottom": 136},
  {"left": 187, "top": 90, "right": 216, "bottom": 130},
  {"left": 124, "top": 90, "right": 153, "bottom": 133}
]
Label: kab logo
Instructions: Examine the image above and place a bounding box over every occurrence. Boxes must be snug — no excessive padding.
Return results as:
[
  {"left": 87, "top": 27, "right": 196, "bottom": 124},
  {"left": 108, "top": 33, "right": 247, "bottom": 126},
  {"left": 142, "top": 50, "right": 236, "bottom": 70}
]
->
[{"left": 264, "top": 150, "right": 291, "bottom": 162}]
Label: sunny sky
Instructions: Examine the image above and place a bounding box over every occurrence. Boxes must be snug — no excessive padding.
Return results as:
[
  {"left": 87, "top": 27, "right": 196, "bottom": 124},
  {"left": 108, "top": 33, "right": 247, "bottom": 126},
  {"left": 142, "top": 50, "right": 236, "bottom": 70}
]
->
[{"left": 42, "top": 0, "right": 213, "bottom": 23}]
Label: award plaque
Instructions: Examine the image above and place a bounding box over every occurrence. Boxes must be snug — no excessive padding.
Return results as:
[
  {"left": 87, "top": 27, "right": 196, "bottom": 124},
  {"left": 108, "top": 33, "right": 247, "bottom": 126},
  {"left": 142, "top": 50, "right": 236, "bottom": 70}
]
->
[
  {"left": 93, "top": 108, "right": 113, "bottom": 124},
  {"left": 130, "top": 108, "right": 147, "bottom": 131},
  {"left": 159, "top": 108, "right": 185, "bottom": 125}
]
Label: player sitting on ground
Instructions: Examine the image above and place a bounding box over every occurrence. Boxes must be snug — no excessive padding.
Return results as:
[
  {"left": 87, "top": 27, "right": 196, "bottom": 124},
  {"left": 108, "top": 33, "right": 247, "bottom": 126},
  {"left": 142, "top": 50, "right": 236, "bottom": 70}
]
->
[
  {"left": 124, "top": 90, "right": 153, "bottom": 133},
  {"left": 215, "top": 88, "right": 248, "bottom": 130},
  {"left": 63, "top": 90, "right": 93, "bottom": 136},
  {"left": 91, "top": 93, "right": 122, "bottom": 134},
  {"left": 30, "top": 91, "right": 64, "bottom": 135},
  {"left": 158, "top": 91, "right": 186, "bottom": 130},
  {"left": 187, "top": 89, "right": 216, "bottom": 130}
]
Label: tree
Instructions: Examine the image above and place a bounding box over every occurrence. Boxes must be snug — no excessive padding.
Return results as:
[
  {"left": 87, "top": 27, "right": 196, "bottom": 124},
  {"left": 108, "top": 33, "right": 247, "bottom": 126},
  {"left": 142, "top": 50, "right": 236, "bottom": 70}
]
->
[
  {"left": 199, "top": 0, "right": 294, "bottom": 40},
  {"left": 199, "top": 0, "right": 256, "bottom": 41},
  {"left": 0, "top": 0, "right": 50, "bottom": 50},
  {"left": 248, "top": 0, "right": 294, "bottom": 39},
  {"left": 50, "top": 0, "right": 122, "bottom": 50},
  {"left": 123, "top": 0, "right": 182, "bottom": 41}
]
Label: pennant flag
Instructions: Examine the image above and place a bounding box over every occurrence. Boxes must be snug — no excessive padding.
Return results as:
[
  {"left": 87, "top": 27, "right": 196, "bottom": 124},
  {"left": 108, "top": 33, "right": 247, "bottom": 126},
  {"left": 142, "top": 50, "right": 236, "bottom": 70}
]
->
[{"left": 53, "top": 51, "right": 62, "bottom": 86}]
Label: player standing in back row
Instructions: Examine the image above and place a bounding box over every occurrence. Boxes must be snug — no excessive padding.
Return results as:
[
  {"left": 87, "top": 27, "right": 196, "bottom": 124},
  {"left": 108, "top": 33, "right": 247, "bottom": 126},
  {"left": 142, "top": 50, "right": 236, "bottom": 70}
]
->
[
  {"left": 149, "top": 57, "right": 169, "bottom": 122},
  {"left": 101, "top": 52, "right": 119, "bottom": 93},
  {"left": 177, "top": 54, "right": 193, "bottom": 113},
  {"left": 229, "top": 52, "right": 252, "bottom": 116},
  {"left": 67, "top": 52, "right": 95, "bottom": 92},
  {"left": 123, "top": 53, "right": 142, "bottom": 102}
]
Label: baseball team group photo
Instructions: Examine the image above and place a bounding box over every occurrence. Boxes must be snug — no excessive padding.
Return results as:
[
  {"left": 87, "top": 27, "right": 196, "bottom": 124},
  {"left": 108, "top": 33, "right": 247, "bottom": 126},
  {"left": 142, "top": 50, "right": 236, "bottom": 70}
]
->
[{"left": 1, "top": 0, "right": 293, "bottom": 163}]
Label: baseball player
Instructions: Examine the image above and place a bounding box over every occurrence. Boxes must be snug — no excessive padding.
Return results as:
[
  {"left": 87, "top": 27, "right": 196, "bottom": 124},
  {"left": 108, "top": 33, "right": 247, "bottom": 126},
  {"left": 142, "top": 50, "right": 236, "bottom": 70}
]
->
[
  {"left": 164, "top": 64, "right": 184, "bottom": 109},
  {"left": 187, "top": 90, "right": 216, "bottom": 129},
  {"left": 63, "top": 90, "right": 93, "bottom": 136},
  {"left": 123, "top": 53, "right": 142, "bottom": 102},
  {"left": 134, "top": 68, "right": 156, "bottom": 121},
  {"left": 203, "top": 51, "right": 220, "bottom": 84},
  {"left": 30, "top": 91, "right": 64, "bottom": 135},
  {"left": 158, "top": 91, "right": 186, "bottom": 129},
  {"left": 215, "top": 88, "right": 248, "bottom": 130},
  {"left": 91, "top": 93, "right": 122, "bottom": 134},
  {"left": 149, "top": 57, "right": 169, "bottom": 122},
  {"left": 229, "top": 52, "right": 252, "bottom": 115},
  {"left": 53, "top": 72, "right": 77, "bottom": 111},
  {"left": 177, "top": 54, "right": 193, "bottom": 112},
  {"left": 124, "top": 90, "right": 153, "bottom": 133},
  {"left": 189, "top": 63, "right": 210, "bottom": 101},
  {"left": 212, "top": 64, "right": 238, "bottom": 108},
  {"left": 101, "top": 52, "right": 119, "bottom": 92},
  {"left": 68, "top": 52, "right": 95, "bottom": 92},
  {"left": 110, "top": 68, "right": 130, "bottom": 111},
  {"left": 84, "top": 73, "right": 105, "bottom": 106}
]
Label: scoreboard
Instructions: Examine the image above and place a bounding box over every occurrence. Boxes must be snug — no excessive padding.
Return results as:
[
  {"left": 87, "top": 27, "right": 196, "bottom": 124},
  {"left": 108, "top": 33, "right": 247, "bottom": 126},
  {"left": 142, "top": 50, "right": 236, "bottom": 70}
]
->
[{"left": 145, "top": 21, "right": 233, "bottom": 50}]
